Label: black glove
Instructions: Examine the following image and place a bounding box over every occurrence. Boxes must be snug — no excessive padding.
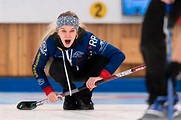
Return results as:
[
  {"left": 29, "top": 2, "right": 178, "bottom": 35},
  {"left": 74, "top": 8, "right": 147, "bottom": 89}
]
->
[{"left": 165, "top": 62, "right": 180, "bottom": 82}]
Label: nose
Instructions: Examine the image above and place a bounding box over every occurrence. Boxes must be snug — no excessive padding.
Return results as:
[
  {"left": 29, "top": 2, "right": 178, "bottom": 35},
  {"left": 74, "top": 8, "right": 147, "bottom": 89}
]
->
[{"left": 65, "top": 32, "right": 70, "bottom": 38}]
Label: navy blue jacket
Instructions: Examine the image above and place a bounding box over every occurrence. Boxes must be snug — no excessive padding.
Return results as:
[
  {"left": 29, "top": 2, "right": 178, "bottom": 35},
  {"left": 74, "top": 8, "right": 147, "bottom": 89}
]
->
[{"left": 32, "top": 31, "right": 125, "bottom": 92}]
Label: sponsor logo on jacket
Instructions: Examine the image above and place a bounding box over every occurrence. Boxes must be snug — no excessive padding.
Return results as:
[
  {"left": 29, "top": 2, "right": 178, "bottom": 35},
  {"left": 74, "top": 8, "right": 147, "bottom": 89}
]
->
[
  {"left": 40, "top": 41, "right": 47, "bottom": 56},
  {"left": 73, "top": 51, "right": 84, "bottom": 58},
  {"left": 89, "top": 35, "right": 98, "bottom": 47}
]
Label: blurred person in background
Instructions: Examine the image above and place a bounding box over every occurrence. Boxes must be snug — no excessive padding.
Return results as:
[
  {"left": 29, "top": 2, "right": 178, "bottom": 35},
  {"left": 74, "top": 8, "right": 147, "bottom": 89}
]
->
[{"left": 140, "top": 0, "right": 181, "bottom": 116}]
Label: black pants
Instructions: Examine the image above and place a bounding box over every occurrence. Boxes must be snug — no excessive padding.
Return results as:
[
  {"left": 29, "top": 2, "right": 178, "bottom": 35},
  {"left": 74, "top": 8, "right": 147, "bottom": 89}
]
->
[
  {"left": 49, "top": 55, "right": 109, "bottom": 100},
  {"left": 140, "top": 0, "right": 181, "bottom": 105}
]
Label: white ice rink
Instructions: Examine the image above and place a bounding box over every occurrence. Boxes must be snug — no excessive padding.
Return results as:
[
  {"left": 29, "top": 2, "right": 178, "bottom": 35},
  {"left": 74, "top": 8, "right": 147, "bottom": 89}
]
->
[{"left": 0, "top": 92, "right": 181, "bottom": 120}]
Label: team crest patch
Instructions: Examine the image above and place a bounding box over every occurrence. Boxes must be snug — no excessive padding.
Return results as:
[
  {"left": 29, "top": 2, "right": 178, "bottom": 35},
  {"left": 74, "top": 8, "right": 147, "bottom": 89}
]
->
[{"left": 37, "top": 78, "right": 44, "bottom": 86}]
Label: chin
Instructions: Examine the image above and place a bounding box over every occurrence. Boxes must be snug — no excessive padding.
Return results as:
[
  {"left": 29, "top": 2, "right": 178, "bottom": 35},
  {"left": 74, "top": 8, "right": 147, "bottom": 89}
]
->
[{"left": 64, "top": 45, "right": 71, "bottom": 48}]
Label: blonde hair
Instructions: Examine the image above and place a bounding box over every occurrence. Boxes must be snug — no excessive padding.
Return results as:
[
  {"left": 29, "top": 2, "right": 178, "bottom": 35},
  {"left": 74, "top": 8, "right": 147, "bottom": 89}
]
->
[{"left": 41, "top": 22, "right": 56, "bottom": 42}]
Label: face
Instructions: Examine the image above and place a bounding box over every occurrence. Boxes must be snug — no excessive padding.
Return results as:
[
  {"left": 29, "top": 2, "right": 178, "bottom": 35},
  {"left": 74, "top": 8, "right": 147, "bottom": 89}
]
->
[{"left": 58, "top": 26, "right": 77, "bottom": 48}]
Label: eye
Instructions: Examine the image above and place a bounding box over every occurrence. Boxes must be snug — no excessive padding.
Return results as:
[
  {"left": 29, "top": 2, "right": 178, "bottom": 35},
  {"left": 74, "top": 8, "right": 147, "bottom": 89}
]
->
[
  {"left": 70, "top": 30, "right": 75, "bottom": 32},
  {"left": 61, "top": 30, "right": 66, "bottom": 33}
]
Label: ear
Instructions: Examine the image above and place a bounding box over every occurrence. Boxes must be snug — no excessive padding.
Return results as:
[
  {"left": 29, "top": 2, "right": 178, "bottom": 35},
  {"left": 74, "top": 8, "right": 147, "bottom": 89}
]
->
[{"left": 75, "top": 33, "right": 78, "bottom": 39}]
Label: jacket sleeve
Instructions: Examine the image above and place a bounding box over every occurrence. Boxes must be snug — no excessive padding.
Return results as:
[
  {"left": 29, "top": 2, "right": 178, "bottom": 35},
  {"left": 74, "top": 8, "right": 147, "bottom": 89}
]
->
[
  {"left": 100, "top": 43, "right": 125, "bottom": 74},
  {"left": 32, "top": 37, "right": 55, "bottom": 95},
  {"left": 89, "top": 33, "right": 125, "bottom": 76}
]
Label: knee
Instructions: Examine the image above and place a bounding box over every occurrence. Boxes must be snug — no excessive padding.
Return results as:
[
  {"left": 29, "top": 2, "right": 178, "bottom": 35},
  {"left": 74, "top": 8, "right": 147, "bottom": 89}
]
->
[{"left": 49, "top": 59, "right": 64, "bottom": 77}]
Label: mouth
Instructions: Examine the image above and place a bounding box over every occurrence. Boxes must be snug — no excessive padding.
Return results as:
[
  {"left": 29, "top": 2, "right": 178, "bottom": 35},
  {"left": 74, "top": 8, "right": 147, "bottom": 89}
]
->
[{"left": 65, "top": 40, "right": 71, "bottom": 44}]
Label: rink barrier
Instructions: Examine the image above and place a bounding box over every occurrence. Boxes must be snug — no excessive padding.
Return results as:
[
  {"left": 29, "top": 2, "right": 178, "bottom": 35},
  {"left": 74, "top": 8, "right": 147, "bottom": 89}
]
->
[{"left": 0, "top": 77, "right": 180, "bottom": 92}]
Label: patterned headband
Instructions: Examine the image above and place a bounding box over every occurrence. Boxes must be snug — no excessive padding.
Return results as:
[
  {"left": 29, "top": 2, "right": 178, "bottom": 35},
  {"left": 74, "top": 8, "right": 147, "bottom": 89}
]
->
[{"left": 56, "top": 16, "right": 79, "bottom": 30}]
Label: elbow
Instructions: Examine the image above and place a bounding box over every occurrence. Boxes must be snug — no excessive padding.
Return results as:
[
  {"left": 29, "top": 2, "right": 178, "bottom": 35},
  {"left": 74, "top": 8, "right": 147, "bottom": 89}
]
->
[
  {"left": 117, "top": 52, "right": 125, "bottom": 65},
  {"left": 121, "top": 52, "right": 126, "bottom": 62}
]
